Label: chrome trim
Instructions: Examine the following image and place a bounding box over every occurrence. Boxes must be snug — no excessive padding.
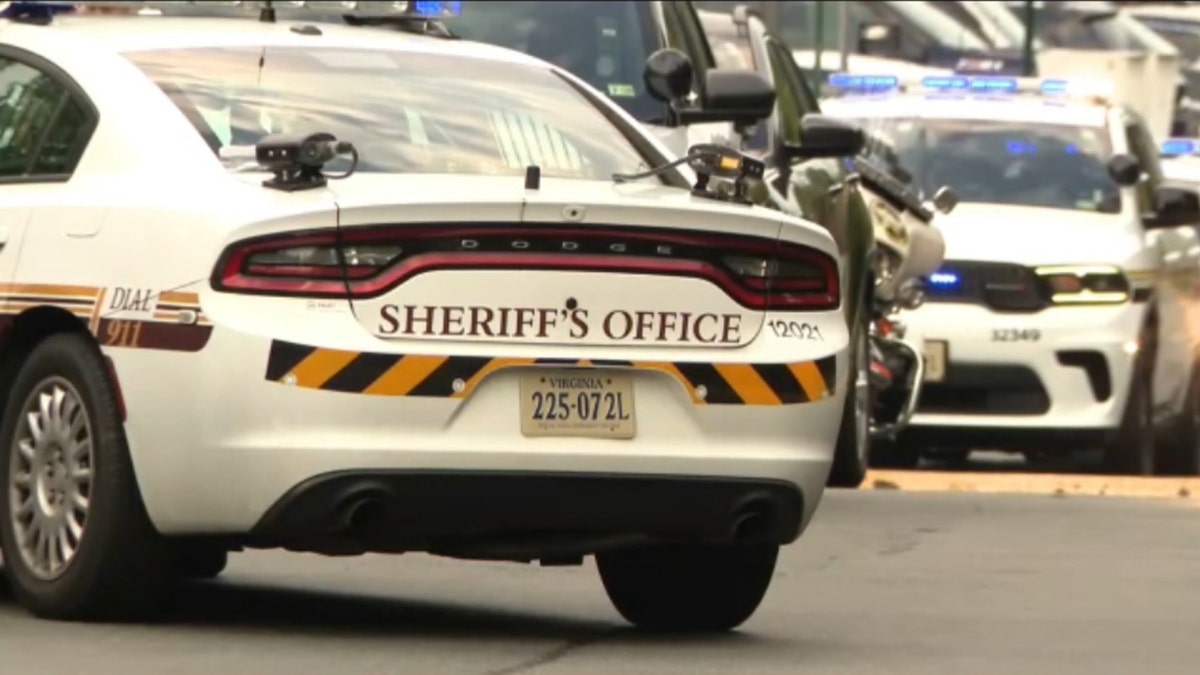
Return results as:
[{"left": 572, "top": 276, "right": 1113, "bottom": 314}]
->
[{"left": 868, "top": 334, "right": 925, "bottom": 441}]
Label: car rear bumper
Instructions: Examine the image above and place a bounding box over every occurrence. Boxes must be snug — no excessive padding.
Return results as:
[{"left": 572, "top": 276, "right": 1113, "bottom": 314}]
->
[
  {"left": 249, "top": 470, "right": 806, "bottom": 555},
  {"left": 111, "top": 314, "right": 846, "bottom": 541}
]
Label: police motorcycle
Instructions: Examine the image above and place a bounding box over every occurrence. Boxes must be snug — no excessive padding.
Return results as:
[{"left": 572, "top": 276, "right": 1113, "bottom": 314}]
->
[{"left": 850, "top": 136, "right": 955, "bottom": 445}]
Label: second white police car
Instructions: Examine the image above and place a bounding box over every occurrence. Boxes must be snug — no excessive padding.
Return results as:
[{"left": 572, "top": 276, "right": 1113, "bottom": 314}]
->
[
  {"left": 0, "top": 0, "right": 866, "bottom": 629},
  {"left": 823, "top": 73, "right": 1200, "bottom": 476}
]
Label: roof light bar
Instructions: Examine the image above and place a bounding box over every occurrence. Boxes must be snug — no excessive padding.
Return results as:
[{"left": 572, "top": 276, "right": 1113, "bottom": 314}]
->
[
  {"left": 0, "top": 0, "right": 462, "bottom": 19},
  {"left": 1161, "top": 137, "right": 1200, "bottom": 157},
  {"left": 826, "top": 73, "right": 899, "bottom": 92},
  {"left": 825, "top": 72, "right": 1115, "bottom": 101}
]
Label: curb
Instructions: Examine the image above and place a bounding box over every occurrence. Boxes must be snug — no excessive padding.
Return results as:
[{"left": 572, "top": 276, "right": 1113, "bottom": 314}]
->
[{"left": 861, "top": 470, "right": 1200, "bottom": 501}]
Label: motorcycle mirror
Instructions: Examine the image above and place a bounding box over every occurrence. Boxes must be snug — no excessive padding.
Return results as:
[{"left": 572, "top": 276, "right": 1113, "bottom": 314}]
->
[{"left": 930, "top": 186, "right": 959, "bottom": 215}]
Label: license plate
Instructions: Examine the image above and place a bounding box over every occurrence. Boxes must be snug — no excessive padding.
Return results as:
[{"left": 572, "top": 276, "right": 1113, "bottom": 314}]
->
[
  {"left": 923, "top": 340, "right": 948, "bottom": 383},
  {"left": 519, "top": 369, "right": 636, "bottom": 439}
]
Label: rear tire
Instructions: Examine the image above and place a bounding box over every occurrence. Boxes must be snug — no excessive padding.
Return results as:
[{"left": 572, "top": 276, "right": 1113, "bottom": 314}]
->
[
  {"left": 597, "top": 543, "right": 778, "bottom": 633},
  {"left": 171, "top": 542, "right": 229, "bottom": 580},
  {"left": 828, "top": 321, "right": 870, "bottom": 488},
  {"left": 0, "top": 333, "right": 171, "bottom": 621}
]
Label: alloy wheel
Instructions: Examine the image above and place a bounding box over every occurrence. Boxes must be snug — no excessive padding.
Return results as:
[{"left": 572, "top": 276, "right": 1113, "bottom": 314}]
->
[{"left": 8, "top": 377, "right": 94, "bottom": 581}]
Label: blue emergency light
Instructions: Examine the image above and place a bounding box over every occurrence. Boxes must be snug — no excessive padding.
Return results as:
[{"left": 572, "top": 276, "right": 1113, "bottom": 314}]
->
[
  {"left": 412, "top": 0, "right": 461, "bottom": 16},
  {"left": 965, "top": 76, "right": 1018, "bottom": 93},
  {"left": 928, "top": 271, "right": 960, "bottom": 287},
  {"left": 1161, "top": 137, "right": 1200, "bottom": 157},
  {"left": 1039, "top": 79, "right": 1070, "bottom": 95},
  {"left": 826, "top": 73, "right": 899, "bottom": 92},
  {"left": 920, "top": 76, "right": 970, "bottom": 91},
  {"left": 827, "top": 73, "right": 1111, "bottom": 100}
]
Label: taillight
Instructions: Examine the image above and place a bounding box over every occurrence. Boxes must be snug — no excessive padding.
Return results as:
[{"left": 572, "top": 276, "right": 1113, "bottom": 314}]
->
[
  {"left": 213, "top": 231, "right": 404, "bottom": 297},
  {"left": 719, "top": 242, "right": 839, "bottom": 310},
  {"left": 211, "top": 225, "right": 839, "bottom": 311}
]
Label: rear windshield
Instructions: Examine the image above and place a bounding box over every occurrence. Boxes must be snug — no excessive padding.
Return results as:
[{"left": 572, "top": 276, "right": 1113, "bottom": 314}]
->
[
  {"left": 122, "top": 46, "right": 654, "bottom": 180},
  {"left": 444, "top": 1, "right": 664, "bottom": 122},
  {"left": 852, "top": 117, "right": 1120, "bottom": 213}
]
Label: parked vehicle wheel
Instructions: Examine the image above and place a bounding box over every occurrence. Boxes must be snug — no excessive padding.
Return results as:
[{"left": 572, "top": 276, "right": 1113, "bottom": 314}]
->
[
  {"left": 828, "top": 320, "right": 870, "bottom": 488},
  {"left": 171, "top": 541, "right": 229, "bottom": 580},
  {"left": 869, "top": 435, "right": 920, "bottom": 469},
  {"left": 1157, "top": 364, "right": 1200, "bottom": 476},
  {"left": 1103, "top": 356, "right": 1156, "bottom": 476},
  {"left": 596, "top": 543, "right": 778, "bottom": 633},
  {"left": 0, "top": 333, "right": 171, "bottom": 620}
]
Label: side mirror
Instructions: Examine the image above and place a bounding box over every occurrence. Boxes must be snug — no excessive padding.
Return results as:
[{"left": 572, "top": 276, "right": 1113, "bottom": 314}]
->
[
  {"left": 1107, "top": 153, "right": 1142, "bottom": 187},
  {"left": 700, "top": 69, "right": 776, "bottom": 123},
  {"left": 1146, "top": 185, "right": 1200, "bottom": 229},
  {"left": 783, "top": 114, "right": 865, "bottom": 160},
  {"left": 931, "top": 186, "right": 959, "bottom": 215},
  {"left": 857, "top": 22, "right": 901, "bottom": 57},
  {"left": 644, "top": 48, "right": 695, "bottom": 105},
  {"left": 644, "top": 49, "right": 775, "bottom": 126}
]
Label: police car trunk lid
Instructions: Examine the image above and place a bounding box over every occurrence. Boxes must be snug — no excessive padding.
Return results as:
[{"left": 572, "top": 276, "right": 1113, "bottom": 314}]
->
[{"left": 329, "top": 176, "right": 835, "bottom": 350}]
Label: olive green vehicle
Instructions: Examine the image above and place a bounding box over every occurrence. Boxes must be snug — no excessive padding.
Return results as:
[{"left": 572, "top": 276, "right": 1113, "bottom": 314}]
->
[
  {"left": 695, "top": 6, "right": 876, "bottom": 488},
  {"left": 448, "top": 0, "right": 877, "bottom": 489}
]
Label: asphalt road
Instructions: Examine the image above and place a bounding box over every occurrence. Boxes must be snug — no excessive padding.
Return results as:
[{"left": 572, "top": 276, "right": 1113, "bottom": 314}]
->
[{"left": 0, "top": 490, "right": 1197, "bottom": 675}]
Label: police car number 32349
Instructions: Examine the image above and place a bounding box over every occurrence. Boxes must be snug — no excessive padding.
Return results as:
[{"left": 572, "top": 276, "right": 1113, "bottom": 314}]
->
[{"left": 0, "top": 1, "right": 851, "bottom": 631}]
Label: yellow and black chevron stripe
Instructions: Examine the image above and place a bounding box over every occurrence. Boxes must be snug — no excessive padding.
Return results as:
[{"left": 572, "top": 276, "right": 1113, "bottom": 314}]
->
[
  {"left": 265, "top": 340, "right": 837, "bottom": 406},
  {"left": 0, "top": 283, "right": 212, "bottom": 352}
]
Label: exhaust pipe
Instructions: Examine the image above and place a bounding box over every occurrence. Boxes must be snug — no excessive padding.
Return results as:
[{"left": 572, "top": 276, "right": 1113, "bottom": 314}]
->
[
  {"left": 333, "top": 486, "right": 393, "bottom": 534},
  {"left": 730, "top": 500, "right": 776, "bottom": 542}
]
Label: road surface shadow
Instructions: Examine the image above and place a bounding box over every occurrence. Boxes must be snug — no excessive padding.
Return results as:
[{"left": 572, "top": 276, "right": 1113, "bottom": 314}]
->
[
  {"left": 161, "top": 580, "right": 618, "bottom": 638},
  {"left": 0, "top": 573, "right": 789, "bottom": 652},
  {"left": 918, "top": 448, "right": 1108, "bottom": 474}
]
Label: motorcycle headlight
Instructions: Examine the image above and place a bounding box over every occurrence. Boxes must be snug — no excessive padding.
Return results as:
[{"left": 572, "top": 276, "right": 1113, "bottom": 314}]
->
[
  {"left": 1035, "top": 265, "right": 1130, "bottom": 304},
  {"left": 872, "top": 247, "right": 902, "bottom": 285}
]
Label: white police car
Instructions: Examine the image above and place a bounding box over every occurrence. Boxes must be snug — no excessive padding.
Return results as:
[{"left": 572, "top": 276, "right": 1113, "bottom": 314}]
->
[
  {"left": 822, "top": 73, "right": 1200, "bottom": 475},
  {"left": 1160, "top": 137, "right": 1200, "bottom": 187},
  {"left": 0, "top": 0, "right": 857, "bottom": 629}
]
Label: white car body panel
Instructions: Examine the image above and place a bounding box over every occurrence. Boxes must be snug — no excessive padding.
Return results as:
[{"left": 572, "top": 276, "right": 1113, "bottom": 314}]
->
[
  {"left": 932, "top": 204, "right": 1150, "bottom": 266},
  {"left": 1163, "top": 156, "right": 1200, "bottom": 185},
  {"left": 904, "top": 302, "right": 1143, "bottom": 429},
  {"left": 0, "top": 17, "right": 848, "bottom": 537}
]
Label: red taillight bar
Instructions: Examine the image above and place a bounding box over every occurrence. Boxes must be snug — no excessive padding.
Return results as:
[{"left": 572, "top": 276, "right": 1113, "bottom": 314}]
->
[{"left": 211, "top": 226, "right": 840, "bottom": 311}]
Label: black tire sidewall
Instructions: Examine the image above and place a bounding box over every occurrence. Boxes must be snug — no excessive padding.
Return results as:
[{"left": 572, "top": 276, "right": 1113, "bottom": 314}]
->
[
  {"left": 829, "top": 320, "right": 869, "bottom": 487},
  {"left": 597, "top": 543, "right": 778, "bottom": 632},
  {"left": 0, "top": 333, "right": 159, "bottom": 616}
]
